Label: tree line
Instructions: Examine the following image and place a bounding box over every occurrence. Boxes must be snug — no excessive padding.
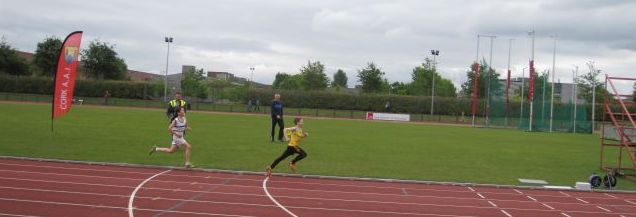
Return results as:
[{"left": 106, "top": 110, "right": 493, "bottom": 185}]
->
[
  {"left": 0, "top": 36, "right": 128, "bottom": 80},
  {"left": 272, "top": 58, "right": 458, "bottom": 98}
]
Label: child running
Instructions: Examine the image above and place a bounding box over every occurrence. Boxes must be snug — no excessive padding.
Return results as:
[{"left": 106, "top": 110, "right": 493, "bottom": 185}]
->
[
  {"left": 266, "top": 117, "right": 308, "bottom": 177},
  {"left": 149, "top": 108, "right": 194, "bottom": 168}
]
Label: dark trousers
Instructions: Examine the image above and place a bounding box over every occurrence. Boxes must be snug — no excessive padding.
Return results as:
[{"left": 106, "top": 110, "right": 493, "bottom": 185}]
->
[
  {"left": 271, "top": 118, "right": 284, "bottom": 141},
  {"left": 270, "top": 146, "right": 307, "bottom": 168}
]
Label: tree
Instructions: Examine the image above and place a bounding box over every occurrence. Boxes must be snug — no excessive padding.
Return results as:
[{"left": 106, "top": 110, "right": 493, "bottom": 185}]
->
[
  {"left": 332, "top": 69, "right": 348, "bottom": 88},
  {"left": 460, "top": 59, "right": 501, "bottom": 98},
  {"left": 81, "top": 40, "right": 128, "bottom": 80},
  {"left": 575, "top": 61, "right": 608, "bottom": 104},
  {"left": 272, "top": 72, "right": 302, "bottom": 90},
  {"left": 390, "top": 82, "right": 409, "bottom": 95},
  {"left": 273, "top": 72, "right": 290, "bottom": 89},
  {"left": 0, "top": 37, "right": 29, "bottom": 76},
  {"left": 32, "top": 36, "right": 62, "bottom": 76},
  {"left": 300, "top": 60, "right": 329, "bottom": 90},
  {"left": 409, "top": 58, "right": 456, "bottom": 97},
  {"left": 181, "top": 67, "right": 208, "bottom": 99},
  {"left": 357, "top": 62, "right": 386, "bottom": 93}
]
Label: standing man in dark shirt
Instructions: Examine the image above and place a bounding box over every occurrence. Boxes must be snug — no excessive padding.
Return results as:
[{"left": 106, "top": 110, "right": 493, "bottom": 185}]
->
[
  {"left": 167, "top": 92, "right": 187, "bottom": 122},
  {"left": 271, "top": 93, "right": 284, "bottom": 142}
]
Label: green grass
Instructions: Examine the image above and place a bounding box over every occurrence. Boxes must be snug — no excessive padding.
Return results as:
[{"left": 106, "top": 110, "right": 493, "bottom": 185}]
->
[{"left": 2, "top": 102, "right": 635, "bottom": 190}]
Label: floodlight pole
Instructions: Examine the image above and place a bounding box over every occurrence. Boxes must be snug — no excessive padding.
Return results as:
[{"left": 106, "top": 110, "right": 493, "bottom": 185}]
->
[
  {"left": 592, "top": 69, "right": 597, "bottom": 132},
  {"left": 249, "top": 67, "right": 255, "bottom": 86},
  {"left": 506, "top": 39, "right": 513, "bottom": 127},
  {"left": 573, "top": 66, "right": 578, "bottom": 134},
  {"left": 163, "top": 36, "right": 173, "bottom": 102},
  {"left": 430, "top": 50, "right": 439, "bottom": 116},
  {"left": 549, "top": 37, "right": 557, "bottom": 132}
]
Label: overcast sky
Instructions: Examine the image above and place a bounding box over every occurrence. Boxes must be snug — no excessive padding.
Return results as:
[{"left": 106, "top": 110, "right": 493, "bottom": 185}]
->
[{"left": 2, "top": 0, "right": 635, "bottom": 92}]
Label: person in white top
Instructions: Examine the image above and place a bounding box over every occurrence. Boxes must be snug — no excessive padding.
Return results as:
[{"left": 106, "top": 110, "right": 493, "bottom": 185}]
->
[{"left": 149, "top": 108, "right": 194, "bottom": 168}]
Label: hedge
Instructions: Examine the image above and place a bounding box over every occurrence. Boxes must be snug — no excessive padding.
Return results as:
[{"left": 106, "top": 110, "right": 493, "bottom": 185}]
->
[
  {"left": 0, "top": 75, "right": 162, "bottom": 99},
  {"left": 246, "top": 88, "right": 483, "bottom": 115}
]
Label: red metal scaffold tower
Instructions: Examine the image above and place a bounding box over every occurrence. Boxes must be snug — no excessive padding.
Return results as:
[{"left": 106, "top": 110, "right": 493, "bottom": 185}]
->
[{"left": 600, "top": 75, "right": 636, "bottom": 181}]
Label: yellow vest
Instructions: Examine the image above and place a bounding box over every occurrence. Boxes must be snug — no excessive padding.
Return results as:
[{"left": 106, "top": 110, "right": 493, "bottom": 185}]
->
[{"left": 169, "top": 99, "right": 186, "bottom": 108}]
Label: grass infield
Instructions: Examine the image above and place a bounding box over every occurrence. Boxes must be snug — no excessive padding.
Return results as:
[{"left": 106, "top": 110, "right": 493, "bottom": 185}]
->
[{"left": 3, "top": 102, "right": 635, "bottom": 190}]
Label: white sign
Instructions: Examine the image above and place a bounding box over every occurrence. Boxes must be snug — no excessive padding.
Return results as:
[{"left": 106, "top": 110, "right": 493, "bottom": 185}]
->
[{"left": 366, "top": 112, "right": 410, "bottom": 122}]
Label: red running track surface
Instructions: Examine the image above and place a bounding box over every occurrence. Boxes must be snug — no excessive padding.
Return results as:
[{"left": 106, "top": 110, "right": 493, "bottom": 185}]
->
[{"left": 0, "top": 158, "right": 635, "bottom": 217}]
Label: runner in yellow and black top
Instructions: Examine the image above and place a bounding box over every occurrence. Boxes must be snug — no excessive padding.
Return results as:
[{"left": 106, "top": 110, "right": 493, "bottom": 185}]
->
[{"left": 266, "top": 117, "right": 308, "bottom": 177}]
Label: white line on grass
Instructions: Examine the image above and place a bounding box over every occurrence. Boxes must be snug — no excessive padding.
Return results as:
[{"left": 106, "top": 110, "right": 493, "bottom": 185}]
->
[
  {"left": 500, "top": 210, "right": 512, "bottom": 217},
  {"left": 129, "top": 170, "right": 171, "bottom": 217},
  {"left": 263, "top": 177, "right": 298, "bottom": 217},
  {"left": 596, "top": 206, "right": 611, "bottom": 212}
]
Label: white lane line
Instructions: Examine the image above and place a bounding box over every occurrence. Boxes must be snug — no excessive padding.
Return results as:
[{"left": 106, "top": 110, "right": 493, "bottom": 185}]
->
[
  {"left": 626, "top": 200, "right": 636, "bottom": 205},
  {"left": 401, "top": 188, "right": 409, "bottom": 195},
  {"left": 561, "top": 213, "right": 571, "bottom": 217},
  {"left": 500, "top": 210, "right": 512, "bottom": 217},
  {"left": 576, "top": 198, "right": 589, "bottom": 204},
  {"left": 604, "top": 193, "right": 617, "bottom": 199},
  {"left": 487, "top": 201, "right": 497, "bottom": 207},
  {"left": 263, "top": 177, "right": 298, "bottom": 217},
  {"left": 467, "top": 187, "right": 475, "bottom": 192},
  {"left": 559, "top": 192, "right": 571, "bottom": 197},
  {"left": 526, "top": 196, "right": 537, "bottom": 202},
  {"left": 0, "top": 197, "right": 251, "bottom": 217},
  {"left": 513, "top": 189, "right": 523, "bottom": 194},
  {"left": 476, "top": 193, "right": 485, "bottom": 199},
  {"left": 596, "top": 206, "right": 611, "bottom": 212},
  {"left": 0, "top": 168, "right": 482, "bottom": 196},
  {"left": 5, "top": 174, "right": 636, "bottom": 214},
  {"left": 5, "top": 175, "right": 626, "bottom": 212},
  {"left": 541, "top": 203, "right": 555, "bottom": 210},
  {"left": 0, "top": 212, "right": 42, "bottom": 217},
  {"left": 4, "top": 185, "right": 636, "bottom": 217},
  {"left": 128, "top": 170, "right": 171, "bottom": 217}
]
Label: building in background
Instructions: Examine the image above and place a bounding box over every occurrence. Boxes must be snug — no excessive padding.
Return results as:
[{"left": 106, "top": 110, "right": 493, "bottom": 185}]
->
[
  {"left": 207, "top": 71, "right": 234, "bottom": 81},
  {"left": 500, "top": 78, "right": 585, "bottom": 104},
  {"left": 182, "top": 65, "right": 195, "bottom": 74},
  {"left": 127, "top": 70, "right": 162, "bottom": 81},
  {"left": 167, "top": 73, "right": 182, "bottom": 93}
]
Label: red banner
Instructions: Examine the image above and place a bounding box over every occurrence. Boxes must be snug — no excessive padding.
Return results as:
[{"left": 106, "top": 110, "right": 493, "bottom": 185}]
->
[
  {"left": 52, "top": 31, "right": 83, "bottom": 120},
  {"left": 472, "top": 63, "right": 480, "bottom": 117},
  {"left": 528, "top": 60, "right": 535, "bottom": 102}
]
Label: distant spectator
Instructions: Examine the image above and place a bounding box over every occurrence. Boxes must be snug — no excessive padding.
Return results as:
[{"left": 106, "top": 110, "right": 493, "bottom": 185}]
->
[
  {"left": 385, "top": 100, "right": 392, "bottom": 112},
  {"left": 247, "top": 99, "right": 253, "bottom": 112},
  {"left": 166, "top": 92, "right": 187, "bottom": 122},
  {"left": 103, "top": 90, "right": 111, "bottom": 105},
  {"left": 271, "top": 94, "right": 284, "bottom": 142},
  {"left": 255, "top": 99, "right": 261, "bottom": 111}
]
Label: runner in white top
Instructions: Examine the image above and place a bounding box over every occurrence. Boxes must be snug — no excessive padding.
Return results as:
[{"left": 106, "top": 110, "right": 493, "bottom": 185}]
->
[{"left": 149, "top": 108, "right": 194, "bottom": 168}]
